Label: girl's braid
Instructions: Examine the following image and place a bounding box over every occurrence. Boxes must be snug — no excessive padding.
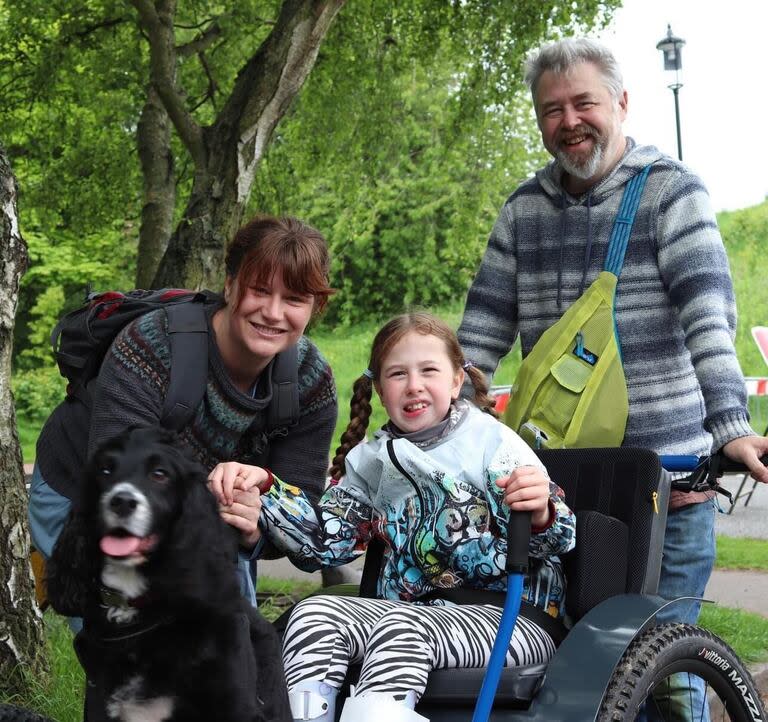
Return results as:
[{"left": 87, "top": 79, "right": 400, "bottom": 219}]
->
[{"left": 328, "top": 375, "right": 374, "bottom": 481}]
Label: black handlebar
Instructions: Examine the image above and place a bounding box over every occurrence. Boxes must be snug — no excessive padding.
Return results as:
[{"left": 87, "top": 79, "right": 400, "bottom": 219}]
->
[
  {"left": 669, "top": 452, "right": 768, "bottom": 503},
  {"left": 506, "top": 511, "right": 531, "bottom": 575}
]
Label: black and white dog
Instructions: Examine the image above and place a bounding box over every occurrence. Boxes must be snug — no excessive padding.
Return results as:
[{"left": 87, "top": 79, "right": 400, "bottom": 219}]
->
[{"left": 47, "top": 426, "right": 291, "bottom": 722}]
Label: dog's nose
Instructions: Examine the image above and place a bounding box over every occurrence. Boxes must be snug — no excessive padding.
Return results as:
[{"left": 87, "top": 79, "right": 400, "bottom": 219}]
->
[{"left": 109, "top": 492, "right": 139, "bottom": 518}]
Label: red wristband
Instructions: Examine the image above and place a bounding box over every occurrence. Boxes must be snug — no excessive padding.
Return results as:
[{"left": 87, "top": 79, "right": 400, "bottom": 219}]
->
[
  {"left": 531, "top": 499, "right": 557, "bottom": 534},
  {"left": 259, "top": 468, "right": 274, "bottom": 494}
]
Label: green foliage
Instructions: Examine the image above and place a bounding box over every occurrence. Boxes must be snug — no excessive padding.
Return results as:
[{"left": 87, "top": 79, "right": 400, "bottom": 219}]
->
[
  {"left": 11, "top": 366, "right": 65, "bottom": 427},
  {"left": 719, "top": 201, "right": 768, "bottom": 377},
  {"left": 14, "top": 227, "right": 136, "bottom": 369}
]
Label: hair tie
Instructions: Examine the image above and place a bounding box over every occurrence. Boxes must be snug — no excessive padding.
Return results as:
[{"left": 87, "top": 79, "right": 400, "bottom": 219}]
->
[
  {"left": 362, "top": 369, "right": 374, "bottom": 380},
  {"left": 462, "top": 360, "right": 473, "bottom": 371}
]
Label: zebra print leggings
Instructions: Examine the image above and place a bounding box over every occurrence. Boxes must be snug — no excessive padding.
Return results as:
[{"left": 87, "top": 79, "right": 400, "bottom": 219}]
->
[{"left": 282, "top": 595, "right": 556, "bottom": 699}]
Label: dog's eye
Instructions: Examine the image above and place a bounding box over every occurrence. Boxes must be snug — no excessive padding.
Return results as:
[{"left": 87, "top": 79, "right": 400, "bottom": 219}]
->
[
  {"left": 150, "top": 468, "right": 170, "bottom": 483},
  {"left": 99, "top": 467, "right": 112, "bottom": 476}
]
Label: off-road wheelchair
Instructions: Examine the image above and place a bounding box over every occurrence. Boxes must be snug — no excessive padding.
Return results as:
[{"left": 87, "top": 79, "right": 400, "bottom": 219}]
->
[{"left": 286, "top": 446, "right": 766, "bottom": 722}]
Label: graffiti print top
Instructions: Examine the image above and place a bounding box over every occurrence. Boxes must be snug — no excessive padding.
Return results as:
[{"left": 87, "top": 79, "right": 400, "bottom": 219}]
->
[{"left": 259, "top": 402, "right": 575, "bottom": 618}]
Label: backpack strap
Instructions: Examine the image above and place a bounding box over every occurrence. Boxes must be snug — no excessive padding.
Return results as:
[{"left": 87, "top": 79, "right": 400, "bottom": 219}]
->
[
  {"left": 603, "top": 164, "right": 652, "bottom": 277},
  {"left": 268, "top": 343, "right": 299, "bottom": 429},
  {"left": 161, "top": 297, "right": 210, "bottom": 431}
]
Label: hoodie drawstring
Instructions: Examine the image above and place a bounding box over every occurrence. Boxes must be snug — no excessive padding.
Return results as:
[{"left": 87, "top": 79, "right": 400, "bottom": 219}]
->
[
  {"left": 556, "top": 187, "right": 594, "bottom": 309},
  {"left": 556, "top": 192, "right": 567, "bottom": 310},
  {"left": 578, "top": 188, "right": 594, "bottom": 297}
]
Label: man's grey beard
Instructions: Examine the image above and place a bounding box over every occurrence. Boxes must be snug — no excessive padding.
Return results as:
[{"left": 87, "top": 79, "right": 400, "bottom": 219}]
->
[{"left": 556, "top": 139, "right": 605, "bottom": 180}]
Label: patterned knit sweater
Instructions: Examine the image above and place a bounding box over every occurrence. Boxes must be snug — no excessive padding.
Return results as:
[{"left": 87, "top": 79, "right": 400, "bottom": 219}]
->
[
  {"left": 457, "top": 139, "right": 754, "bottom": 505},
  {"left": 37, "top": 302, "right": 337, "bottom": 504}
]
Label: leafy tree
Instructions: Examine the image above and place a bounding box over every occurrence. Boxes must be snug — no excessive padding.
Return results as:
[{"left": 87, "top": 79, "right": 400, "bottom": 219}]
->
[
  {"left": 0, "top": 0, "right": 619, "bottom": 298},
  {"left": 0, "top": 142, "right": 47, "bottom": 695}
]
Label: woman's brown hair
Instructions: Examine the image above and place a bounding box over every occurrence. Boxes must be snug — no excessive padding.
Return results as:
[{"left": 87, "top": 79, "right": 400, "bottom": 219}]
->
[
  {"left": 328, "top": 311, "right": 498, "bottom": 480},
  {"left": 224, "top": 215, "right": 334, "bottom": 313}
]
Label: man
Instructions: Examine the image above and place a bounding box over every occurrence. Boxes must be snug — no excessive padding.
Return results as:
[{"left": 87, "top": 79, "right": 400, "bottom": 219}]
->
[{"left": 457, "top": 37, "right": 768, "bottom": 718}]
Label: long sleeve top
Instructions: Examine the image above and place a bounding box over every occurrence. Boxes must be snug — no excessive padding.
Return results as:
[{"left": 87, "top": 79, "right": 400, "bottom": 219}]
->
[
  {"left": 260, "top": 404, "right": 575, "bottom": 618},
  {"left": 458, "top": 139, "right": 754, "bottom": 507}
]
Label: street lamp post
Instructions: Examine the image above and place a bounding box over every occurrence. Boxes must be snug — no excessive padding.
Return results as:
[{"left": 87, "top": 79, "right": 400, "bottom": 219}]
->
[{"left": 656, "top": 24, "right": 686, "bottom": 161}]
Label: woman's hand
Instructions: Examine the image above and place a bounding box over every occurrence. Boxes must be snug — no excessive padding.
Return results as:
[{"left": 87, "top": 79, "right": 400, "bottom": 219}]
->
[
  {"left": 208, "top": 462, "right": 270, "bottom": 506},
  {"left": 495, "top": 466, "right": 552, "bottom": 529},
  {"left": 219, "top": 486, "right": 263, "bottom": 550}
]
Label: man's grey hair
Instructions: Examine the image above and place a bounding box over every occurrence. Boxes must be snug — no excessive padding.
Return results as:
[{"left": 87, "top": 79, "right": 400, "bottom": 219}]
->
[{"left": 524, "top": 38, "right": 624, "bottom": 104}]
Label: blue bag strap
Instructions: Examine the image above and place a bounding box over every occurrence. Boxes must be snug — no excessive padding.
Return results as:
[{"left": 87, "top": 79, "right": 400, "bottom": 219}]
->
[{"left": 603, "top": 164, "right": 652, "bottom": 277}]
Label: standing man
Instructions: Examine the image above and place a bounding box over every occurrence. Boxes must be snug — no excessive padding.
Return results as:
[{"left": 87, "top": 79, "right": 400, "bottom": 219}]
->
[{"left": 457, "top": 37, "right": 768, "bottom": 718}]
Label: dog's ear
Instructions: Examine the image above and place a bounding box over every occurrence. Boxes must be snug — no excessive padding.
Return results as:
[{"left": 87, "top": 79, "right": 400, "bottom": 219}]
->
[
  {"left": 155, "top": 469, "right": 242, "bottom": 610},
  {"left": 46, "top": 508, "right": 99, "bottom": 617}
]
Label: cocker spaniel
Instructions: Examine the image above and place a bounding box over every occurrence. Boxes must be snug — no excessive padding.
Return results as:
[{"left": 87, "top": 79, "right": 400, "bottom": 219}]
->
[{"left": 46, "top": 426, "right": 291, "bottom": 722}]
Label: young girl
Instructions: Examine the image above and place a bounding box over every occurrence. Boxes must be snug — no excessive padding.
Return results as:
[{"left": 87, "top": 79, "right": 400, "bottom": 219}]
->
[{"left": 210, "top": 312, "right": 575, "bottom": 722}]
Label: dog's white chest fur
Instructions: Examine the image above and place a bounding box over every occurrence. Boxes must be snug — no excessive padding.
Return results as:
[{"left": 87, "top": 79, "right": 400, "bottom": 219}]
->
[
  {"left": 102, "top": 562, "right": 148, "bottom": 624},
  {"left": 107, "top": 676, "right": 175, "bottom": 722}
]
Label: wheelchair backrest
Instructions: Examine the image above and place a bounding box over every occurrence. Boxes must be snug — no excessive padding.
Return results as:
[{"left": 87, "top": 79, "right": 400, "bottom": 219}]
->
[{"left": 537, "top": 447, "right": 670, "bottom": 621}]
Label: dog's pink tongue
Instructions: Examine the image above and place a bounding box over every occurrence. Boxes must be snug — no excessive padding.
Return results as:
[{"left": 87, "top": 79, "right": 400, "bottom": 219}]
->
[{"left": 100, "top": 535, "right": 141, "bottom": 557}]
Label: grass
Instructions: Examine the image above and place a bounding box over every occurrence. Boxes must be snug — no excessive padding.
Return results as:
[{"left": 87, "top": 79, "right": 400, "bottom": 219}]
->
[
  {"left": 715, "top": 536, "right": 768, "bottom": 572},
  {"left": 698, "top": 604, "right": 768, "bottom": 663},
  {"left": 1, "top": 613, "right": 84, "bottom": 722}
]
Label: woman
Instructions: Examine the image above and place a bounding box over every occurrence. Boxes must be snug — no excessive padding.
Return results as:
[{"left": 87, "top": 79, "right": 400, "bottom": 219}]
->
[{"left": 29, "top": 214, "right": 338, "bottom": 604}]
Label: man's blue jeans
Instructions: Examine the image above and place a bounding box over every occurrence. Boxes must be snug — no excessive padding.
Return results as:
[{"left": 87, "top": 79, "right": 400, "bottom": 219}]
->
[{"left": 645, "top": 499, "right": 716, "bottom": 722}]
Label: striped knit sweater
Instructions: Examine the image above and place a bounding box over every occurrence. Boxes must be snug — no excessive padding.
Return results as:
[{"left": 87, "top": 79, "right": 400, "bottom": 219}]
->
[
  {"left": 37, "top": 302, "right": 337, "bottom": 505},
  {"left": 457, "top": 139, "right": 754, "bottom": 504}
]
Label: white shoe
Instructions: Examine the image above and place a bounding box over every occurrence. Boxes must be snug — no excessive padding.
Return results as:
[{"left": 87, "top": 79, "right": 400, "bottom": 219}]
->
[
  {"left": 338, "top": 691, "right": 429, "bottom": 722},
  {"left": 289, "top": 680, "right": 338, "bottom": 722}
]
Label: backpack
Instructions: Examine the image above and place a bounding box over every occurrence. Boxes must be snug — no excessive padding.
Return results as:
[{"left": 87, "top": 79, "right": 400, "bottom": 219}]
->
[
  {"left": 503, "top": 165, "right": 651, "bottom": 450},
  {"left": 50, "top": 287, "right": 299, "bottom": 432}
]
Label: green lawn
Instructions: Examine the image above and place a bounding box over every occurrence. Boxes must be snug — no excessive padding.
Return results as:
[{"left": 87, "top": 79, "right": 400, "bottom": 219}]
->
[{"left": 715, "top": 536, "right": 768, "bottom": 572}]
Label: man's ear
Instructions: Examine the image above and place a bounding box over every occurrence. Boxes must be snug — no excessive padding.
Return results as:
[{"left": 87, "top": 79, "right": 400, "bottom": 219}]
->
[{"left": 618, "top": 89, "right": 628, "bottom": 120}]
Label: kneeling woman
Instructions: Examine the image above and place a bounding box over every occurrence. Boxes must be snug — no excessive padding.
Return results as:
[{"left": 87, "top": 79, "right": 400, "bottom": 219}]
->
[{"left": 209, "top": 312, "right": 576, "bottom": 722}]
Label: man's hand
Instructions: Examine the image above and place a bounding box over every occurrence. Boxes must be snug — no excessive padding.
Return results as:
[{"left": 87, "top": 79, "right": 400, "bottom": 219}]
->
[
  {"left": 722, "top": 435, "right": 768, "bottom": 484},
  {"left": 495, "top": 466, "right": 552, "bottom": 529}
]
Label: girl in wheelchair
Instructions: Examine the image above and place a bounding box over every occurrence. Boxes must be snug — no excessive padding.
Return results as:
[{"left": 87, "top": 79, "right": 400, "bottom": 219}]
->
[{"left": 209, "top": 312, "right": 575, "bottom": 722}]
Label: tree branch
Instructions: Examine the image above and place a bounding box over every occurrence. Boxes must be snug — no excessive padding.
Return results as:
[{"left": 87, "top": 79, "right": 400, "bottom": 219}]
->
[
  {"left": 214, "top": 0, "right": 347, "bottom": 202},
  {"left": 129, "top": 0, "right": 205, "bottom": 165},
  {"left": 176, "top": 19, "right": 223, "bottom": 58},
  {"left": 72, "top": 17, "right": 128, "bottom": 40}
]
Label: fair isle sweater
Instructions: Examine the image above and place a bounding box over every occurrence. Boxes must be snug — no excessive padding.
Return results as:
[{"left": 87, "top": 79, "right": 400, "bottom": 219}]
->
[
  {"left": 37, "top": 302, "right": 337, "bottom": 505},
  {"left": 457, "top": 140, "right": 754, "bottom": 506}
]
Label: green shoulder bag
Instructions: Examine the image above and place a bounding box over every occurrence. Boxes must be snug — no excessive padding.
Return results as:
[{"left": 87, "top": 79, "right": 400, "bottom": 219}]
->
[{"left": 504, "top": 165, "right": 651, "bottom": 450}]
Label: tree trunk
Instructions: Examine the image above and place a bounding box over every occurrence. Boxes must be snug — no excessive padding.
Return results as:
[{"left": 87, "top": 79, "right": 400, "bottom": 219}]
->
[
  {"left": 149, "top": 0, "right": 346, "bottom": 289},
  {"left": 0, "top": 144, "right": 47, "bottom": 695},
  {"left": 135, "top": 85, "right": 175, "bottom": 289}
]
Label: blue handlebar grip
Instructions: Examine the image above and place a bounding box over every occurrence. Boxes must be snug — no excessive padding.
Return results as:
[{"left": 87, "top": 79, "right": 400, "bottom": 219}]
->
[
  {"left": 507, "top": 511, "right": 531, "bottom": 574},
  {"left": 659, "top": 455, "right": 702, "bottom": 472}
]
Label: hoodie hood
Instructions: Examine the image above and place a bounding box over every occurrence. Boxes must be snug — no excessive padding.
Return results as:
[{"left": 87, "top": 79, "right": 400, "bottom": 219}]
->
[{"left": 535, "top": 138, "right": 665, "bottom": 307}]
